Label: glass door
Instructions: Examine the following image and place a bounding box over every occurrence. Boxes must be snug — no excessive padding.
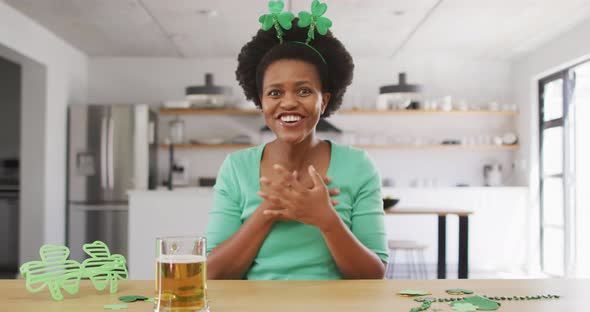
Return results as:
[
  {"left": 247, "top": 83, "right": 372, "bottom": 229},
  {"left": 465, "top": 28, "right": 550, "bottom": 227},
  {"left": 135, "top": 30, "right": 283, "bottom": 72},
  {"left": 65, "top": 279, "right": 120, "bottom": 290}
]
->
[
  {"left": 539, "top": 71, "right": 569, "bottom": 277},
  {"left": 572, "top": 61, "right": 590, "bottom": 277}
]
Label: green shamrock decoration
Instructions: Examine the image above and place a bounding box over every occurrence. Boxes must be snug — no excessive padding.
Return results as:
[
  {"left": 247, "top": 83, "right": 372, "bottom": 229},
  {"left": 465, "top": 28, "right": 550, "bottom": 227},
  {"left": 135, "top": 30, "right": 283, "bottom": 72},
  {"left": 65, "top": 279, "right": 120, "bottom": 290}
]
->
[
  {"left": 20, "top": 241, "right": 129, "bottom": 301},
  {"left": 399, "top": 289, "right": 430, "bottom": 296},
  {"left": 298, "top": 0, "right": 332, "bottom": 43},
  {"left": 447, "top": 288, "right": 475, "bottom": 295},
  {"left": 259, "top": 0, "right": 294, "bottom": 43},
  {"left": 451, "top": 302, "right": 479, "bottom": 312},
  {"left": 462, "top": 296, "right": 500, "bottom": 311},
  {"left": 81, "top": 241, "right": 128, "bottom": 294},
  {"left": 20, "top": 245, "right": 82, "bottom": 301}
]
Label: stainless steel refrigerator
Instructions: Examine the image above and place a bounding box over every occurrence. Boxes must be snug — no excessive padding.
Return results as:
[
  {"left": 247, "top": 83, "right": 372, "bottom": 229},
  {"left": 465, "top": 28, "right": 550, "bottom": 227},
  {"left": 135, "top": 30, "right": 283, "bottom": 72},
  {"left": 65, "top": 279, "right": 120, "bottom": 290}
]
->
[{"left": 67, "top": 104, "right": 157, "bottom": 262}]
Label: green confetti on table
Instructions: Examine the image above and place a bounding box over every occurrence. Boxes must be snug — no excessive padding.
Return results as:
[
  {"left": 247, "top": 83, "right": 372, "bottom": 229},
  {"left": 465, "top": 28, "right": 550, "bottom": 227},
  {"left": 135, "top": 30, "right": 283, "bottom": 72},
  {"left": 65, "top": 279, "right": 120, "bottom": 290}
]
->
[
  {"left": 399, "top": 289, "right": 430, "bottom": 296},
  {"left": 447, "top": 288, "right": 474, "bottom": 295},
  {"left": 118, "top": 295, "right": 148, "bottom": 302},
  {"left": 462, "top": 296, "right": 500, "bottom": 311},
  {"left": 451, "top": 302, "right": 478, "bottom": 312},
  {"left": 145, "top": 297, "right": 155, "bottom": 303},
  {"left": 103, "top": 304, "right": 128, "bottom": 310}
]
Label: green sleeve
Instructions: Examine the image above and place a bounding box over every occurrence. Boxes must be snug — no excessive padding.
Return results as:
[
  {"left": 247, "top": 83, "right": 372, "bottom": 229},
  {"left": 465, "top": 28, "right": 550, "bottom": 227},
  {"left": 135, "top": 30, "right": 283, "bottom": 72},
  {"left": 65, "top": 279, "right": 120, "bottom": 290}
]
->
[
  {"left": 350, "top": 151, "right": 389, "bottom": 264},
  {"left": 206, "top": 155, "right": 243, "bottom": 255}
]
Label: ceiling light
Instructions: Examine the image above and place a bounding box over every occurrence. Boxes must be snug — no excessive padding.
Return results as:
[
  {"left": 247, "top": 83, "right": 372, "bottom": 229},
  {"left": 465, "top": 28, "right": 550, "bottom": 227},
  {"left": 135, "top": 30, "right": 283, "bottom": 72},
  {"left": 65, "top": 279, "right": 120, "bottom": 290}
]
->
[{"left": 197, "top": 9, "right": 218, "bottom": 17}]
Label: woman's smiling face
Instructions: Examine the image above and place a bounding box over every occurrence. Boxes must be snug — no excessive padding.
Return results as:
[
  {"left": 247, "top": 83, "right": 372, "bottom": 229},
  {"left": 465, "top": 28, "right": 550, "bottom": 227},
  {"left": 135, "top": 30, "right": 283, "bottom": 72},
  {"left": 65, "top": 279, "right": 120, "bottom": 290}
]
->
[{"left": 260, "top": 59, "right": 331, "bottom": 145}]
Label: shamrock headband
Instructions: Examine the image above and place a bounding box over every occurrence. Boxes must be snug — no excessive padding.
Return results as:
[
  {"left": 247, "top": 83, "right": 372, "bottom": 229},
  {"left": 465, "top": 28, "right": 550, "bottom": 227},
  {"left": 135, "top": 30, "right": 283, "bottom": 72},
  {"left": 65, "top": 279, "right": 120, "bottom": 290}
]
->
[{"left": 259, "top": 0, "right": 332, "bottom": 64}]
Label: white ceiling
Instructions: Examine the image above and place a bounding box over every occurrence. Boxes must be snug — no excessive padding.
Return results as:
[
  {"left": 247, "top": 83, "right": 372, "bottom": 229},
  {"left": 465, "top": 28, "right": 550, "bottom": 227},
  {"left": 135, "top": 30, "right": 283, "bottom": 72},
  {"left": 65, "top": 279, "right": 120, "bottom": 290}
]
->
[{"left": 4, "top": 0, "right": 590, "bottom": 60}]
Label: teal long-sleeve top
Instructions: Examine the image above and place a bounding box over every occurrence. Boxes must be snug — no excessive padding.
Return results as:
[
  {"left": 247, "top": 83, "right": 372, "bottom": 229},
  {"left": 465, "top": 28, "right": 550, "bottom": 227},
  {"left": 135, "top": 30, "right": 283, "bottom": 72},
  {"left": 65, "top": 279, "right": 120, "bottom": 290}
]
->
[{"left": 206, "top": 140, "right": 388, "bottom": 280}]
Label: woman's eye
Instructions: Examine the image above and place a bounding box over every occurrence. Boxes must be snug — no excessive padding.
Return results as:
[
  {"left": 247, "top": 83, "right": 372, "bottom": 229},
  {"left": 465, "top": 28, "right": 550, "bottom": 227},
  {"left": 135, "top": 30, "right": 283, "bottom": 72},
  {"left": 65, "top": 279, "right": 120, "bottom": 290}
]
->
[
  {"left": 268, "top": 90, "right": 281, "bottom": 97},
  {"left": 298, "top": 88, "right": 311, "bottom": 95}
]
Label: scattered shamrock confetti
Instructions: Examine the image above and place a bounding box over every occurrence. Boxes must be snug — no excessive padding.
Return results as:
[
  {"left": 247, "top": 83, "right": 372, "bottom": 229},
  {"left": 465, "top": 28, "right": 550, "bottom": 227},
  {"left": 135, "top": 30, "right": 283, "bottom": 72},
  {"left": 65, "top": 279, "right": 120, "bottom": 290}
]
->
[
  {"left": 447, "top": 289, "right": 474, "bottom": 295},
  {"left": 398, "top": 289, "right": 431, "bottom": 296},
  {"left": 462, "top": 296, "right": 500, "bottom": 311},
  {"left": 103, "top": 304, "right": 128, "bottom": 310},
  {"left": 410, "top": 300, "right": 432, "bottom": 312},
  {"left": 118, "top": 295, "right": 149, "bottom": 303},
  {"left": 451, "top": 302, "right": 478, "bottom": 312}
]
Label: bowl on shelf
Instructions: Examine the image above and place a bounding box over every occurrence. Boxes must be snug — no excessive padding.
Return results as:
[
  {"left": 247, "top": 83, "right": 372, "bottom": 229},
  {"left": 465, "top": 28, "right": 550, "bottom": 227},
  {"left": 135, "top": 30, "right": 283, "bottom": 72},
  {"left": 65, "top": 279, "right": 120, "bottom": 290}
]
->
[{"left": 382, "top": 197, "right": 400, "bottom": 210}]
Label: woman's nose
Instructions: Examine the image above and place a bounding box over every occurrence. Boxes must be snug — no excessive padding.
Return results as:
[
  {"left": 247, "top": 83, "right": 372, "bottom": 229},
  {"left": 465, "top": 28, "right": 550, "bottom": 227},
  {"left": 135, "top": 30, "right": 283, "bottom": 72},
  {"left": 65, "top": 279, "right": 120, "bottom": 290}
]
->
[{"left": 279, "top": 92, "right": 299, "bottom": 109}]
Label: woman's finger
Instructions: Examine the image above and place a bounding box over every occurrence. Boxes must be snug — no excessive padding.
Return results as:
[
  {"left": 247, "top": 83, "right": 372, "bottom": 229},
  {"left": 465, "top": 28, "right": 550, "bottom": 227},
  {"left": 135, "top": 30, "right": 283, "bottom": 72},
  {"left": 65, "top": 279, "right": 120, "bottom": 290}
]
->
[
  {"left": 308, "top": 165, "right": 325, "bottom": 189},
  {"left": 263, "top": 210, "right": 283, "bottom": 216},
  {"left": 331, "top": 199, "right": 339, "bottom": 206},
  {"left": 323, "top": 176, "right": 332, "bottom": 185},
  {"left": 257, "top": 191, "right": 283, "bottom": 206},
  {"left": 260, "top": 176, "right": 285, "bottom": 193},
  {"left": 328, "top": 188, "right": 340, "bottom": 196},
  {"left": 272, "top": 164, "right": 306, "bottom": 192}
]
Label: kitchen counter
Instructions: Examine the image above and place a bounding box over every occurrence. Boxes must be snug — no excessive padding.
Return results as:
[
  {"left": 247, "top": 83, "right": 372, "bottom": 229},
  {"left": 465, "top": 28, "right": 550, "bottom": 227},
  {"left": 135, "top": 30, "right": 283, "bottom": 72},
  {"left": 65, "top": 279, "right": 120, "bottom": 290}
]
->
[
  {"left": 2, "top": 279, "right": 585, "bottom": 311},
  {"left": 128, "top": 187, "right": 529, "bottom": 279}
]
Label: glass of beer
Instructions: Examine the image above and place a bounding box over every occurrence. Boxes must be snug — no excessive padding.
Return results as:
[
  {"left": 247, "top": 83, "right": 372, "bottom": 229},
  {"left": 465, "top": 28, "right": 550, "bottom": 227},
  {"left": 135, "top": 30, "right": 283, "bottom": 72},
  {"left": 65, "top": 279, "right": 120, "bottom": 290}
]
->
[{"left": 155, "top": 236, "right": 207, "bottom": 312}]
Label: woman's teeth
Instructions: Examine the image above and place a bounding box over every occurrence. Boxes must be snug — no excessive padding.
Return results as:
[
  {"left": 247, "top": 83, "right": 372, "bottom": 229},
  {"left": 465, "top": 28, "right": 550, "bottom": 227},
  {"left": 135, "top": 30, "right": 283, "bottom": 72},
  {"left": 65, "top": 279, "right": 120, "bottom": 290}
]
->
[{"left": 280, "top": 115, "right": 302, "bottom": 123}]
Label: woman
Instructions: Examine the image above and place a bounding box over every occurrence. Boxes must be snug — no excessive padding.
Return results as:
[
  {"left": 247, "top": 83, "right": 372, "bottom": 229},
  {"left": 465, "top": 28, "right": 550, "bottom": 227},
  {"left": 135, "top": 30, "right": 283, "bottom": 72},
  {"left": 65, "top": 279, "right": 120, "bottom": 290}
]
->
[{"left": 206, "top": 2, "right": 387, "bottom": 280}]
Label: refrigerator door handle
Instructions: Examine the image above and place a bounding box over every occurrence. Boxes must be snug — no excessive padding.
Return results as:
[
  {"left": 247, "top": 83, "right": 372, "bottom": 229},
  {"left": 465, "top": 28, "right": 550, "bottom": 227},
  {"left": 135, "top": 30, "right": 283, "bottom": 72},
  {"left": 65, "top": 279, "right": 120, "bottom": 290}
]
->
[
  {"left": 100, "top": 116, "right": 108, "bottom": 190},
  {"left": 108, "top": 116, "right": 115, "bottom": 190}
]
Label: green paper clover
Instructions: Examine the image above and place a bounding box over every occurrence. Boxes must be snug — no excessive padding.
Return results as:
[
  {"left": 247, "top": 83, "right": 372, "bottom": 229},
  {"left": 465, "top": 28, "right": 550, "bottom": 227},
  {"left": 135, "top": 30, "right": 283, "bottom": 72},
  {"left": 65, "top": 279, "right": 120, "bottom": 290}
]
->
[
  {"left": 259, "top": 0, "right": 294, "bottom": 43},
  {"left": 20, "top": 245, "right": 82, "bottom": 301},
  {"left": 399, "top": 289, "right": 430, "bottom": 296},
  {"left": 447, "top": 288, "right": 475, "bottom": 295},
  {"left": 82, "top": 241, "right": 129, "bottom": 294},
  {"left": 298, "top": 0, "right": 332, "bottom": 43},
  {"left": 451, "top": 302, "right": 479, "bottom": 312},
  {"left": 462, "top": 296, "right": 501, "bottom": 311}
]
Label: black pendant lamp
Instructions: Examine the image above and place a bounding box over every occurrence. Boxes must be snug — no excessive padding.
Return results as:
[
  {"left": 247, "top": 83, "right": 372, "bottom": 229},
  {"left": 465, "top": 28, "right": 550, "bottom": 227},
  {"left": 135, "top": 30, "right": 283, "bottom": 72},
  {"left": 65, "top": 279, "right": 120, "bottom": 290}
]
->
[
  {"left": 379, "top": 72, "right": 422, "bottom": 94},
  {"left": 185, "top": 73, "right": 231, "bottom": 107}
]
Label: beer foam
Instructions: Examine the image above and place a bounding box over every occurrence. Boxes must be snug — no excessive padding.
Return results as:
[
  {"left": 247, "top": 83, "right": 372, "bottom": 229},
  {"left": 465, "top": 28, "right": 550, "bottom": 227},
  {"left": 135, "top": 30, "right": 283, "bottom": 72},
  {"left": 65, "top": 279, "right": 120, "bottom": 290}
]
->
[{"left": 158, "top": 255, "right": 206, "bottom": 263}]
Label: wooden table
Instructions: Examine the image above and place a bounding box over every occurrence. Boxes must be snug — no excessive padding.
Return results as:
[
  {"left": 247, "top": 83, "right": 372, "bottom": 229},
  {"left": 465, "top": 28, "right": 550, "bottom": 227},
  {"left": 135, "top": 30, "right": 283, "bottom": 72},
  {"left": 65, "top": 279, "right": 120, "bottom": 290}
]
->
[
  {"left": 2, "top": 279, "right": 587, "bottom": 311},
  {"left": 386, "top": 207, "right": 473, "bottom": 279}
]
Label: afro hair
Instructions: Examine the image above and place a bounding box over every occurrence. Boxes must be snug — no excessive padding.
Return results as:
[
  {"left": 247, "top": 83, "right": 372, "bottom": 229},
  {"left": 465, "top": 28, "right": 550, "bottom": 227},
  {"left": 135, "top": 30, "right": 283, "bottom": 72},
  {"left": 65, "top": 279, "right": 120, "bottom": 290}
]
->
[{"left": 235, "top": 18, "right": 354, "bottom": 118}]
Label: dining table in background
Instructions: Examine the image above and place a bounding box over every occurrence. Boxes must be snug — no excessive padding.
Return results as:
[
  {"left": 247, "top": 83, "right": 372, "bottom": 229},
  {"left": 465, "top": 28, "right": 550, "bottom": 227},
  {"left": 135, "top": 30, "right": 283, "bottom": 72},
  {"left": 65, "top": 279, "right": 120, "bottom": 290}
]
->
[{"left": 385, "top": 207, "right": 474, "bottom": 279}]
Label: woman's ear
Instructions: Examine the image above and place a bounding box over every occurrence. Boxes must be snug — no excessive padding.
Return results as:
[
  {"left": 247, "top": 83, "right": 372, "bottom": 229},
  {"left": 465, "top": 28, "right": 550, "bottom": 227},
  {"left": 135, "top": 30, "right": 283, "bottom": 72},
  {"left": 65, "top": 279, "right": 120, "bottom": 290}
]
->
[{"left": 321, "top": 92, "right": 331, "bottom": 115}]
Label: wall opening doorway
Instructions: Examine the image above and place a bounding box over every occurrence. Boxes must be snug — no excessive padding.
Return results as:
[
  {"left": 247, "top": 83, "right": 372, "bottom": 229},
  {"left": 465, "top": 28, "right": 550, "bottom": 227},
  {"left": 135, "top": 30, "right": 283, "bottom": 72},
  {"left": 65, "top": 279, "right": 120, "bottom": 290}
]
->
[
  {"left": 0, "top": 55, "right": 21, "bottom": 279},
  {"left": 538, "top": 58, "right": 590, "bottom": 278}
]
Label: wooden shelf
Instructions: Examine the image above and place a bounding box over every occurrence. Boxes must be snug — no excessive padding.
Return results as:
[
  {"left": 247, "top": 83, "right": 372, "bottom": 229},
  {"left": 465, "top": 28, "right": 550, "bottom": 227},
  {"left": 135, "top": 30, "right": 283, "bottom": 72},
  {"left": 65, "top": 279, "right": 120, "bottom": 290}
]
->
[
  {"left": 159, "top": 108, "right": 519, "bottom": 116},
  {"left": 159, "top": 143, "right": 255, "bottom": 149},
  {"left": 354, "top": 144, "right": 519, "bottom": 150},
  {"left": 338, "top": 109, "right": 519, "bottom": 116},
  {"left": 159, "top": 108, "right": 260, "bottom": 115},
  {"left": 160, "top": 143, "right": 519, "bottom": 150}
]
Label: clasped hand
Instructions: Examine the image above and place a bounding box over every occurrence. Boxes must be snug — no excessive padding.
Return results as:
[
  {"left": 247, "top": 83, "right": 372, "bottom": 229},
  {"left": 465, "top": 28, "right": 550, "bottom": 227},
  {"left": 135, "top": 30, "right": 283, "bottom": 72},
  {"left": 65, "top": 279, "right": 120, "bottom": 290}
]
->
[{"left": 257, "top": 164, "right": 340, "bottom": 230}]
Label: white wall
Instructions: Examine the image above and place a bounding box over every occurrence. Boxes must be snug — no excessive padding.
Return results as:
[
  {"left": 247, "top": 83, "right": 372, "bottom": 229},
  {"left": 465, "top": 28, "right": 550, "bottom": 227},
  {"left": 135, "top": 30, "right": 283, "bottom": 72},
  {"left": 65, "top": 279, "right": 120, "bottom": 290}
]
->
[
  {"left": 0, "top": 2, "right": 88, "bottom": 265},
  {"left": 0, "top": 56, "right": 20, "bottom": 159},
  {"left": 511, "top": 17, "right": 590, "bottom": 276},
  {"left": 90, "top": 54, "right": 515, "bottom": 188},
  {"left": 90, "top": 53, "right": 512, "bottom": 110}
]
